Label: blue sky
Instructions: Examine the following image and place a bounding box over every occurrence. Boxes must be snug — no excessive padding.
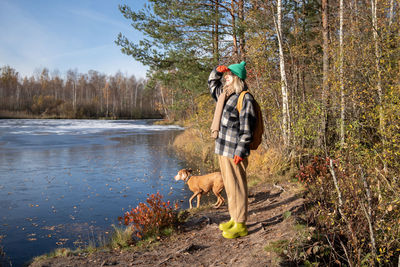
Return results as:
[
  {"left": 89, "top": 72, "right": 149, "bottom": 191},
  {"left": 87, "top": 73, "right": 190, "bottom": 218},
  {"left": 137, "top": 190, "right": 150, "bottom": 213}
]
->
[{"left": 0, "top": 0, "right": 149, "bottom": 79}]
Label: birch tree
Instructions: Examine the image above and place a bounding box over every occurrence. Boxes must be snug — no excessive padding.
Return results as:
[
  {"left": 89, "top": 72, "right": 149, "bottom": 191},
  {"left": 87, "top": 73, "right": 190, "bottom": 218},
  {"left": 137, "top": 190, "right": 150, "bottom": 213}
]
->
[
  {"left": 274, "top": 0, "right": 290, "bottom": 146},
  {"left": 371, "top": 0, "right": 383, "bottom": 132},
  {"left": 67, "top": 69, "right": 77, "bottom": 112}
]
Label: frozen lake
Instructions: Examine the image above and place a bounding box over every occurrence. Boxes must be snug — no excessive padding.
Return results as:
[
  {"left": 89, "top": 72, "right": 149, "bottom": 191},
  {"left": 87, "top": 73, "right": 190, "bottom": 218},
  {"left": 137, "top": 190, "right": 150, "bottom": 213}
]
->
[{"left": 0, "top": 119, "right": 195, "bottom": 266}]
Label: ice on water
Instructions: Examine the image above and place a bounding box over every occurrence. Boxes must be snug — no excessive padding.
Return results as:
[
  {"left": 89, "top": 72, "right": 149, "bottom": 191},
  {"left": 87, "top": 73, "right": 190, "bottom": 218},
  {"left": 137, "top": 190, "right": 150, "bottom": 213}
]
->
[{"left": 0, "top": 119, "right": 183, "bottom": 135}]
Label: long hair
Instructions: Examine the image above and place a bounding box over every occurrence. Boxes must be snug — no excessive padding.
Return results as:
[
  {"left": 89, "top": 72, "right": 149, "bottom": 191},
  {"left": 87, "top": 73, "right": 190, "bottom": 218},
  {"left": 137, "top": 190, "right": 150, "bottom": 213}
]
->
[{"left": 224, "top": 72, "right": 245, "bottom": 94}]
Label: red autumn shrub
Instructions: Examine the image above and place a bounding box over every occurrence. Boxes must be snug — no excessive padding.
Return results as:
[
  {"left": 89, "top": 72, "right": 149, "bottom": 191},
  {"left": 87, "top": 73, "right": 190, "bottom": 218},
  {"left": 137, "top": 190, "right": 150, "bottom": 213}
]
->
[{"left": 119, "top": 192, "right": 178, "bottom": 239}]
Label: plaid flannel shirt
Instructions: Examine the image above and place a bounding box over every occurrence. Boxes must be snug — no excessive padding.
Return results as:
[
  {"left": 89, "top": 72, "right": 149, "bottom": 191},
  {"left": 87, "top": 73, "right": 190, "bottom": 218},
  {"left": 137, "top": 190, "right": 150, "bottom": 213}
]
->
[{"left": 208, "top": 68, "right": 256, "bottom": 159}]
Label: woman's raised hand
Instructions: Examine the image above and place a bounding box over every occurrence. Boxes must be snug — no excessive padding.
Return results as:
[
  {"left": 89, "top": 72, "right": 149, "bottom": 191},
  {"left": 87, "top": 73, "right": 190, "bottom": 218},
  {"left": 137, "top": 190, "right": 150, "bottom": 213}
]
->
[{"left": 216, "top": 65, "right": 229, "bottom": 73}]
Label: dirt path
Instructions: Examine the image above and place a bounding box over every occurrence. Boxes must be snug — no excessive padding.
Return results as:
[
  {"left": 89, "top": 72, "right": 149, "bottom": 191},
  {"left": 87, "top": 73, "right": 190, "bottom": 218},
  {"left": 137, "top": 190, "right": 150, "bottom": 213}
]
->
[{"left": 30, "top": 182, "right": 304, "bottom": 267}]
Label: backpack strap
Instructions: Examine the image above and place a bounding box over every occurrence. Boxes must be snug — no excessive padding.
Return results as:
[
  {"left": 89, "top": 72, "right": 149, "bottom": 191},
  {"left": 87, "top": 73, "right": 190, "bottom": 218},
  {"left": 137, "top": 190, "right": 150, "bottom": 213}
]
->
[{"left": 236, "top": 91, "right": 248, "bottom": 113}]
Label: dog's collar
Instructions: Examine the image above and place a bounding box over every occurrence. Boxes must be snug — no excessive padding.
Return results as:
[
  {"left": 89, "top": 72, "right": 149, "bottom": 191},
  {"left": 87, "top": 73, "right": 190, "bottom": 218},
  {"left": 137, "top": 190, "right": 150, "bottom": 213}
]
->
[{"left": 184, "top": 174, "right": 192, "bottom": 184}]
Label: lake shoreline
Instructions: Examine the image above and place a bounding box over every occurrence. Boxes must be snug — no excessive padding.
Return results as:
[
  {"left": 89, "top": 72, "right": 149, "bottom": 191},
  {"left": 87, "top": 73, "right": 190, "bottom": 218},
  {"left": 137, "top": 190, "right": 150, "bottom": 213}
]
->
[{"left": 28, "top": 180, "right": 305, "bottom": 267}]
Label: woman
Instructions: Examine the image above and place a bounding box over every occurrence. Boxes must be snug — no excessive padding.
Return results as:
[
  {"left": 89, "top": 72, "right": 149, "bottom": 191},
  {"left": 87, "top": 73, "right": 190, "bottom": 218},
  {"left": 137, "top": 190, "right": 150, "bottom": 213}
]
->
[{"left": 208, "top": 61, "right": 256, "bottom": 239}]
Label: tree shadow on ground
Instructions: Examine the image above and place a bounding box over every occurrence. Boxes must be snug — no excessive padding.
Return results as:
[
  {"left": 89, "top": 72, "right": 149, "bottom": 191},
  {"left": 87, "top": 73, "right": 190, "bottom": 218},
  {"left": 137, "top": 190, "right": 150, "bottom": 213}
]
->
[
  {"left": 250, "top": 193, "right": 303, "bottom": 216},
  {"left": 181, "top": 189, "right": 304, "bottom": 234},
  {"left": 248, "top": 190, "right": 283, "bottom": 205},
  {"left": 247, "top": 204, "right": 305, "bottom": 235},
  {"left": 211, "top": 190, "right": 286, "bottom": 225}
]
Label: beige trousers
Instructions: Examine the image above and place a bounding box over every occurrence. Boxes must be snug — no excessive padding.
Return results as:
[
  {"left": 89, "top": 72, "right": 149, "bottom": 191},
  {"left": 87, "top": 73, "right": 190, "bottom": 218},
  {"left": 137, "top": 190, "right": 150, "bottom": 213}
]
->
[{"left": 218, "top": 155, "right": 249, "bottom": 223}]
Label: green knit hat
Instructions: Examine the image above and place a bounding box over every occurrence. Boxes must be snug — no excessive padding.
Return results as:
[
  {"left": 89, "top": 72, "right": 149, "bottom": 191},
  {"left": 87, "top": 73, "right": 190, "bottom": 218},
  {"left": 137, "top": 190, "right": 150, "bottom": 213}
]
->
[{"left": 228, "top": 61, "right": 247, "bottom": 80}]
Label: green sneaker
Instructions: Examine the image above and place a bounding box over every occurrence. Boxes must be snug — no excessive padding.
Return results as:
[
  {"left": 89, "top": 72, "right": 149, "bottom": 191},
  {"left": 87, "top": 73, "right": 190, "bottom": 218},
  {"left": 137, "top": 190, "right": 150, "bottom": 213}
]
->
[
  {"left": 222, "top": 222, "right": 248, "bottom": 239},
  {"left": 219, "top": 219, "right": 234, "bottom": 231}
]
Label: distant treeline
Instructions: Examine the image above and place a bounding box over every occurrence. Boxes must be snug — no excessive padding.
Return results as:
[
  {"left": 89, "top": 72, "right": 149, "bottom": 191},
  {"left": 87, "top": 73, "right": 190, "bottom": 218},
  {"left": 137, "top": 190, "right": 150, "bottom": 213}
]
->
[{"left": 0, "top": 66, "right": 162, "bottom": 119}]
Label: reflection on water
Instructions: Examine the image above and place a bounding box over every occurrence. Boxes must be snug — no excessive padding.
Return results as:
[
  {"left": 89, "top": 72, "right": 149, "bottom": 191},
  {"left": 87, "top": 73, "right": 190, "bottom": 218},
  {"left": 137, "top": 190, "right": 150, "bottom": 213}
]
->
[{"left": 0, "top": 119, "right": 202, "bottom": 267}]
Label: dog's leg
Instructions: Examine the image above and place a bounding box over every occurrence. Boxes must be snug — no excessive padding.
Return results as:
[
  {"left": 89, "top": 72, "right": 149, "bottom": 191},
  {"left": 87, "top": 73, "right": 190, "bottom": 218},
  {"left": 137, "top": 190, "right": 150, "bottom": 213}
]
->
[
  {"left": 212, "top": 188, "right": 225, "bottom": 208},
  {"left": 213, "top": 197, "right": 221, "bottom": 208},
  {"left": 217, "top": 194, "right": 225, "bottom": 208},
  {"left": 189, "top": 192, "right": 200, "bottom": 209},
  {"left": 212, "top": 198, "right": 219, "bottom": 207},
  {"left": 213, "top": 197, "right": 223, "bottom": 207},
  {"left": 196, "top": 194, "right": 202, "bottom": 208},
  {"left": 212, "top": 190, "right": 220, "bottom": 206}
]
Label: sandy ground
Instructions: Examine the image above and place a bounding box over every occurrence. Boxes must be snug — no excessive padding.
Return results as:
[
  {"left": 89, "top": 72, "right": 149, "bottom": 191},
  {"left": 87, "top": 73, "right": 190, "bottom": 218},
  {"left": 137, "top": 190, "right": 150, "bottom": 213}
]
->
[{"left": 29, "top": 181, "right": 305, "bottom": 267}]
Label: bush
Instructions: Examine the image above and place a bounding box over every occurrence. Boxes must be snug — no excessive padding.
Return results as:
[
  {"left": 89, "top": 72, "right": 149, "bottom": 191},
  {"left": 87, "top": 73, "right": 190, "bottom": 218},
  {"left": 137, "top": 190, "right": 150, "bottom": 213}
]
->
[
  {"left": 119, "top": 192, "right": 178, "bottom": 239},
  {"left": 296, "top": 156, "right": 400, "bottom": 266}
]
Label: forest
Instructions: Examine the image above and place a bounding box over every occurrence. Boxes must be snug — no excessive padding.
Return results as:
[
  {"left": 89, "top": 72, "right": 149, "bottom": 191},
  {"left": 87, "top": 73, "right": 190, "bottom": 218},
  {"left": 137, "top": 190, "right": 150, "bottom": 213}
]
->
[
  {"left": 0, "top": 67, "right": 161, "bottom": 119},
  {"left": 115, "top": 0, "right": 400, "bottom": 265}
]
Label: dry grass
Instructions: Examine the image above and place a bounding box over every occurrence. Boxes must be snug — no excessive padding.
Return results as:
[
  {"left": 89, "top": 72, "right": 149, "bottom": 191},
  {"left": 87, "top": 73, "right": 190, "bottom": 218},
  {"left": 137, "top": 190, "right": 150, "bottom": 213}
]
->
[
  {"left": 247, "top": 145, "right": 290, "bottom": 183},
  {"left": 173, "top": 127, "right": 291, "bottom": 184},
  {"left": 172, "top": 127, "right": 219, "bottom": 170},
  {"left": 32, "top": 248, "right": 73, "bottom": 263},
  {"left": 108, "top": 225, "right": 134, "bottom": 250},
  {"left": 0, "top": 110, "right": 53, "bottom": 119}
]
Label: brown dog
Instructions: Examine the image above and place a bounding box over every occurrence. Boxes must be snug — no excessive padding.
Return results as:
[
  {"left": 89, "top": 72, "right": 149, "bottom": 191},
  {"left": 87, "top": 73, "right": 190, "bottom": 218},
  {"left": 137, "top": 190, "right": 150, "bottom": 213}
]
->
[{"left": 174, "top": 169, "right": 224, "bottom": 209}]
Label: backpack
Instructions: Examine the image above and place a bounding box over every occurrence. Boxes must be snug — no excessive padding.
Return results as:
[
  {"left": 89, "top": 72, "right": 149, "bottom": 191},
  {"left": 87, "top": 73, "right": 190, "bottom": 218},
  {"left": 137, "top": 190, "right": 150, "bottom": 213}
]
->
[{"left": 236, "top": 91, "right": 264, "bottom": 150}]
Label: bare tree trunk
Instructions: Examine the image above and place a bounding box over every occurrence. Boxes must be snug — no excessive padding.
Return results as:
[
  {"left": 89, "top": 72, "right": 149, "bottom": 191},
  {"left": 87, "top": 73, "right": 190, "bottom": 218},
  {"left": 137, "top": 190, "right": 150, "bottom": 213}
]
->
[
  {"left": 105, "top": 82, "right": 109, "bottom": 118},
  {"left": 340, "top": 0, "right": 345, "bottom": 147},
  {"left": 371, "top": 0, "right": 383, "bottom": 132},
  {"left": 140, "top": 92, "right": 143, "bottom": 111},
  {"left": 100, "top": 84, "right": 103, "bottom": 115},
  {"left": 73, "top": 81, "right": 76, "bottom": 111},
  {"left": 230, "top": 1, "right": 239, "bottom": 61},
  {"left": 389, "top": 0, "right": 394, "bottom": 28},
  {"left": 16, "top": 84, "right": 20, "bottom": 110},
  {"left": 321, "top": 0, "right": 329, "bottom": 148},
  {"left": 349, "top": 0, "right": 358, "bottom": 122},
  {"left": 360, "top": 167, "right": 377, "bottom": 259},
  {"left": 159, "top": 84, "right": 169, "bottom": 120},
  {"left": 238, "top": 0, "right": 246, "bottom": 61},
  {"left": 135, "top": 83, "right": 139, "bottom": 108},
  {"left": 213, "top": 0, "right": 220, "bottom": 63},
  {"left": 119, "top": 82, "right": 123, "bottom": 116},
  {"left": 274, "top": 0, "right": 290, "bottom": 147},
  {"left": 371, "top": 0, "right": 387, "bottom": 173}
]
